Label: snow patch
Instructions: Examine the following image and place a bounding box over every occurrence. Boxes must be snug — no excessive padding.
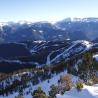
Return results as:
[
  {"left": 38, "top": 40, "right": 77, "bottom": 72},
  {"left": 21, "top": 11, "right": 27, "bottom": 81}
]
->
[
  {"left": 57, "top": 85, "right": 98, "bottom": 98},
  {"left": 93, "top": 54, "right": 98, "bottom": 61}
]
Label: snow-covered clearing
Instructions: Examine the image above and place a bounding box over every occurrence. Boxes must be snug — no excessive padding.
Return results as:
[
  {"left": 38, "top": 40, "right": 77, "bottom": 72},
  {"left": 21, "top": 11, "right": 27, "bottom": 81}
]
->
[
  {"left": 57, "top": 84, "right": 98, "bottom": 98},
  {"left": 1, "top": 69, "right": 98, "bottom": 98},
  {"left": 0, "top": 70, "right": 79, "bottom": 98}
]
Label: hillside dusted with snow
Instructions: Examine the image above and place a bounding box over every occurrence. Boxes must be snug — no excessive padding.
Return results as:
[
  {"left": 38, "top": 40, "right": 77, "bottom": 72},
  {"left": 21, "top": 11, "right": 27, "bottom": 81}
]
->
[
  {"left": 57, "top": 84, "right": 98, "bottom": 98},
  {"left": 1, "top": 0, "right": 98, "bottom": 96},
  {"left": 0, "top": 68, "right": 98, "bottom": 98},
  {"left": 0, "top": 18, "right": 98, "bottom": 43},
  {"left": 0, "top": 40, "right": 95, "bottom": 73},
  {"left": 0, "top": 39, "right": 98, "bottom": 98},
  {"left": 0, "top": 18, "right": 98, "bottom": 98}
]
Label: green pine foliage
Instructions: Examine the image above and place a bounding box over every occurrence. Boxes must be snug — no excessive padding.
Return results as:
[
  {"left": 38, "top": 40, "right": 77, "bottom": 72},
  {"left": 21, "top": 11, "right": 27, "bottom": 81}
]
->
[
  {"left": 32, "top": 87, "right": 48, "bottom": 98},
  {"left": 76, "top": 80, "right": 83, "bottom": 91},
  {"left": 15, "top": 94, "right": 24, "bottom": 98},
  {"left": 49, "top": 85, "right": 59, "bottom": 98}
]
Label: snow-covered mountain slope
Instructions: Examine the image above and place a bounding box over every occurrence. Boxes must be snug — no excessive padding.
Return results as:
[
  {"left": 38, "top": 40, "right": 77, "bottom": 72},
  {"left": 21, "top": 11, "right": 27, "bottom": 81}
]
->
[
  {"left": 28, "top": 40, "right": 93, "bottom": 65},
  {"left": 0, "top": 40, "right": 98, "bottom": 98},
  {"left": 55, "top": 18, "right": 98, "bottom": 40},
  {"left": 0, "top": 40, "right": 93, "bottom": 72},
  {"left": 0, "top": 22, "right": 67, "bottom": 43},
  {"left": 1, "top": 69, "right": 98, "bottom": 98},
  {"left": 57, "top": 84, "right": 98, "bottom": 98},
  {"left": 0, "top": 40, "right": 96, "bottom": 73},
  {"left": 0, "top": 18, "right": 98, "bottom": 43},
  {"left": 0, "top": 70, "right": 79, "bottom": 98}
]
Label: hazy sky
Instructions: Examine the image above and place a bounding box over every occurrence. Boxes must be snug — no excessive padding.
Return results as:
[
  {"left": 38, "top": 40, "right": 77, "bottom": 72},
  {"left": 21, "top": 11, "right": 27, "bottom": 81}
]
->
[{"left": 0, "top": 0, "right": 98, "bottom": 22}]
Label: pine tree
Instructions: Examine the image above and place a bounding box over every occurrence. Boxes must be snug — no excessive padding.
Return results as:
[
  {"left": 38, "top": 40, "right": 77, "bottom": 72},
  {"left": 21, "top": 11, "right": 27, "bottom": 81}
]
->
[
  {"left": 79, "top": 52, "right": 94, "bottom": 82},
  {"left": 76, "top": 80, "right": 83, "bottom": 91},
  {"left": 49, "top": 85, "right": 59, "bottom": 98},
  {"left": 32, "top": 87, "right": 48, "bottom": 98},
  {"left": 15, "top": 94, "right": 24, "bottom": 98}
]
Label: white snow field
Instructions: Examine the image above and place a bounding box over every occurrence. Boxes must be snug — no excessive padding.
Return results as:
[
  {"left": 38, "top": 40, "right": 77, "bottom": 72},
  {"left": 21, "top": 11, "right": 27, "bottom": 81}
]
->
[{"left": 56, "top": 84, "right": 98, "bottom": 98}]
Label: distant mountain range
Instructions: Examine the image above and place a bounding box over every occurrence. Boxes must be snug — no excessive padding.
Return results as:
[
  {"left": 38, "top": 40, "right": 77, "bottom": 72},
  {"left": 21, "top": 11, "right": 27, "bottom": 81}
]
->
[
  {"left": 0, "top": 22, "right": 67, "bottom": 43},
  {"left": 0, "top": 18, "right": 98, "bottom": 43},
  {"left": 56, "top": 17, "right": 98, "bottom": 41}
]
